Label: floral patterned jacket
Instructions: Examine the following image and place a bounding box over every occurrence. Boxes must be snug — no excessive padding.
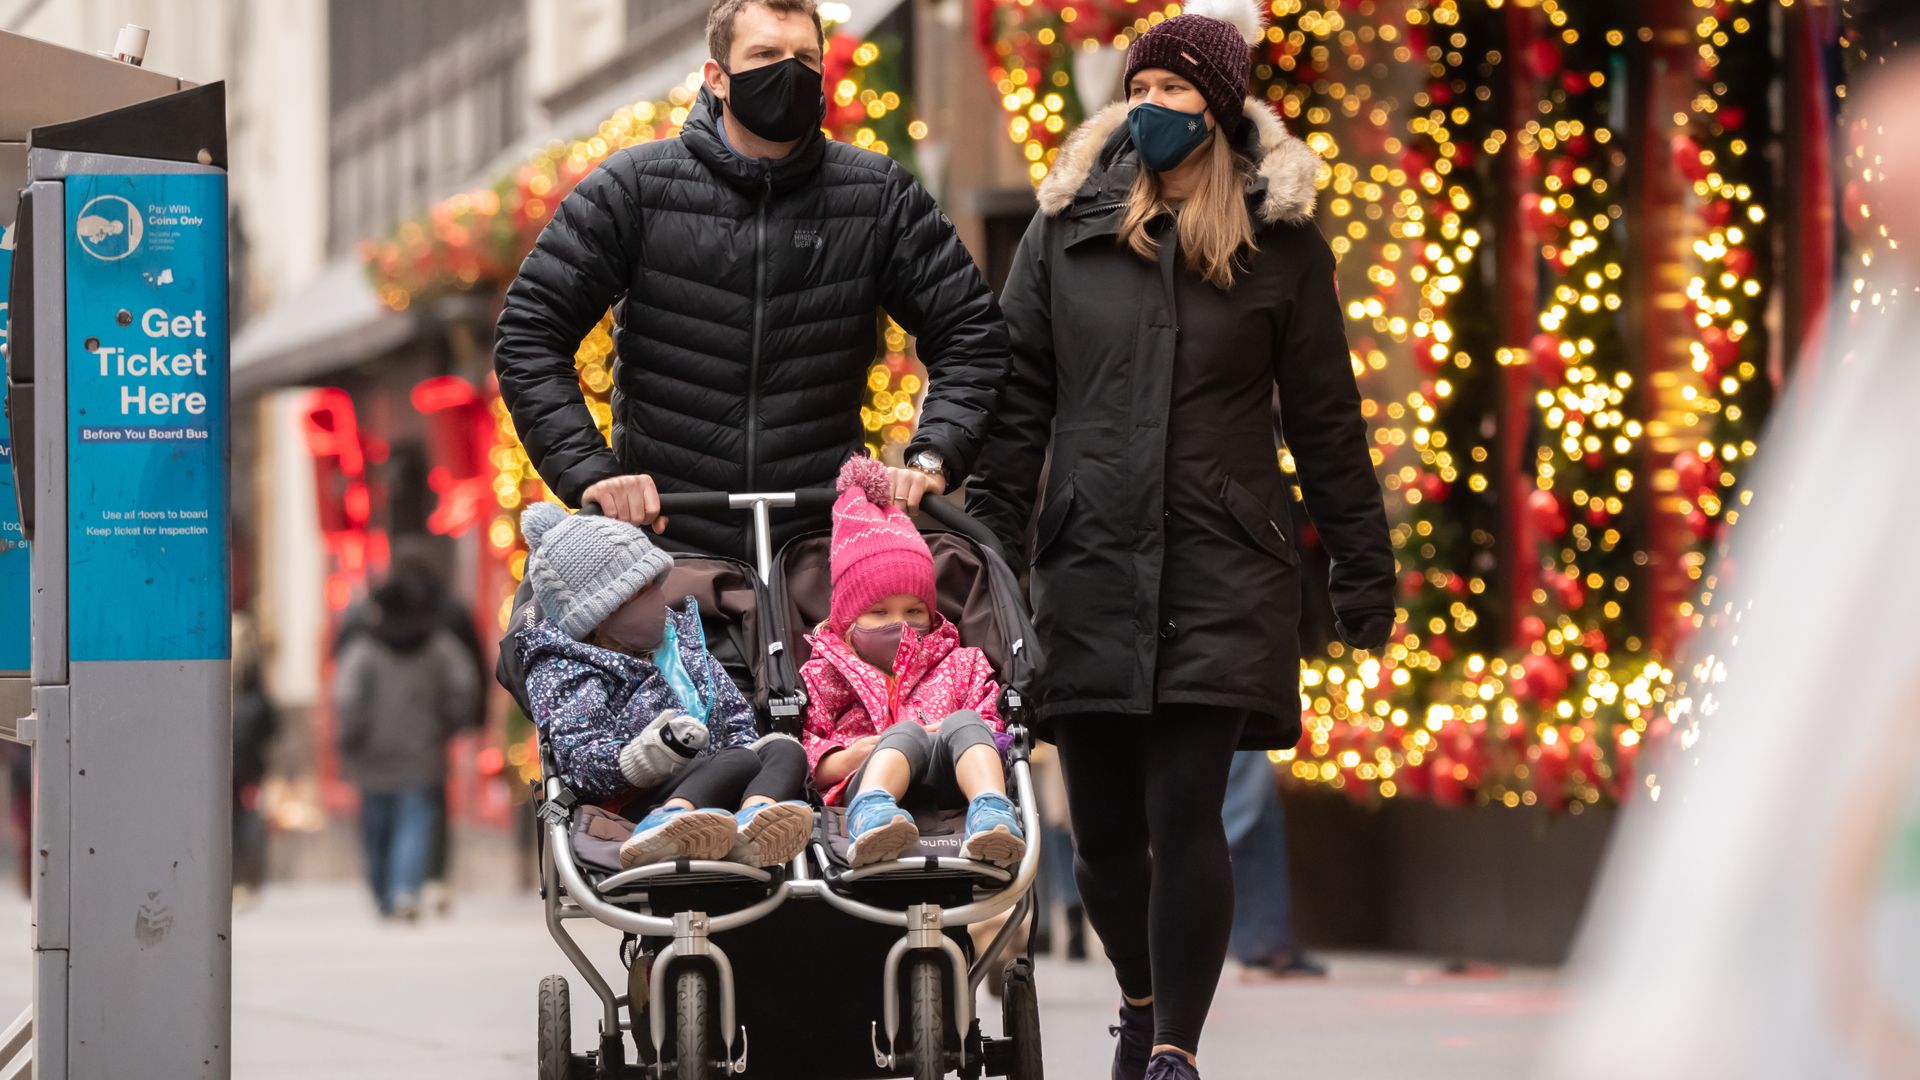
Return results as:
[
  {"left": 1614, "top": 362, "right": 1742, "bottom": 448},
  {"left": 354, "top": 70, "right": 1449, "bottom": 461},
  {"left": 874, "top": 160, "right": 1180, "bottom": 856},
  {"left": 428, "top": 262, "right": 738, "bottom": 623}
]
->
[
  {"left": 800, "top": 617, "right": 1006, "bottom": 805},
  {"left": 516, "top": 598, "right": 756, "bottom": 802}
]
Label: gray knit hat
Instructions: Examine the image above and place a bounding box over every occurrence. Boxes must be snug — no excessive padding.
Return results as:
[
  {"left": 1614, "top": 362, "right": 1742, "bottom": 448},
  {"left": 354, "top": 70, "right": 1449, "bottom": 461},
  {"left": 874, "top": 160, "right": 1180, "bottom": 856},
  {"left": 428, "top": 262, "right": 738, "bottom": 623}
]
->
[{"left": 521, "top": 502, "right": 675, "bottom": 640}]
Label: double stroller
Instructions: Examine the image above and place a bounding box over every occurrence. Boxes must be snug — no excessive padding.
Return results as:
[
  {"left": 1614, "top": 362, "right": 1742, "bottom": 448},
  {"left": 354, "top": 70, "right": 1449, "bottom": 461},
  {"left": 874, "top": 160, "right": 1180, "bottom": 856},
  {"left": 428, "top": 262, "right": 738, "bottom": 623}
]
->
[{"left": 497, "top": 490, "right": 1046, "bottom": 1080}]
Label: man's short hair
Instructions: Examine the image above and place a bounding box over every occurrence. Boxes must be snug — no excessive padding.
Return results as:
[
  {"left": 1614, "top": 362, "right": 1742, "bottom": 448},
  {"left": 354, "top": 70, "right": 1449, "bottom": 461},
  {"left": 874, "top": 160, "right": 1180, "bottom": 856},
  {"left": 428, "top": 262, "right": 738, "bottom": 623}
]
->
[{"left": 706, "top": 0, "right": 825, "bottom": 65}]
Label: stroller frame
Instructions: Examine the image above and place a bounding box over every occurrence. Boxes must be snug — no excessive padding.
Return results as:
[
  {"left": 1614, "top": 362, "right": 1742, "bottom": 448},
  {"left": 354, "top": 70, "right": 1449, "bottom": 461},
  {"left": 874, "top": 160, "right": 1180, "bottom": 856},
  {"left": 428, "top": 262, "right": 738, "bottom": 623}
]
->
[{"left": 523, "top": 490, "right": 1045, "bottom": 1080}]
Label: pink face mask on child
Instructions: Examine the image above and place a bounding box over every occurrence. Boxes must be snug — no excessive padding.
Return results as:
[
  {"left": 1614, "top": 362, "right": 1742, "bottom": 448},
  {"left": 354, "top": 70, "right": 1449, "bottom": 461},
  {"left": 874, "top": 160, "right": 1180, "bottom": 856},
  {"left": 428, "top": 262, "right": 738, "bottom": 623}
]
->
[{"left": 848, "top": 619, "right": 931, "bottom": 674}]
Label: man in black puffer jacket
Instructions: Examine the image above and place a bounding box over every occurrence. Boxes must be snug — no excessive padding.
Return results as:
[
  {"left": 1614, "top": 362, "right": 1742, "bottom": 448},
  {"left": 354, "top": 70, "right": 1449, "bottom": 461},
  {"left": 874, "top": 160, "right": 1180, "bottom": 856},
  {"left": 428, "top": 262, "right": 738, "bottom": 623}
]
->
[{"left": 496, "top": 0, "right": 1009, "bottom": 557}]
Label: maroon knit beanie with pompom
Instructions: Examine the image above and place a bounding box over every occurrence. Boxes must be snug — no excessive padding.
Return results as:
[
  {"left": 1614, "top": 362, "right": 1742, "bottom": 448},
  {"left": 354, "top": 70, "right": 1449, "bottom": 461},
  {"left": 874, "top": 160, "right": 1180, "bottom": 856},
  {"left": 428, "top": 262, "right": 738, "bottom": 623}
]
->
[{"left": 1123, "top": 0, "right": 1267, "bottom": 136}]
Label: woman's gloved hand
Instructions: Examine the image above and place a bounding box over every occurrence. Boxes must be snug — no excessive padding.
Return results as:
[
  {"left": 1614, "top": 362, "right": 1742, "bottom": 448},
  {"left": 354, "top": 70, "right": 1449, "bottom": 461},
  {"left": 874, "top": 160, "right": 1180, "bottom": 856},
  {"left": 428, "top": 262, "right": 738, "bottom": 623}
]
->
[
  {"left": 1334, "top": 611, "right": 1397, "bottom": 652},
  {"left": 617, "top": 709, "right": 709, "bottom": 789}
]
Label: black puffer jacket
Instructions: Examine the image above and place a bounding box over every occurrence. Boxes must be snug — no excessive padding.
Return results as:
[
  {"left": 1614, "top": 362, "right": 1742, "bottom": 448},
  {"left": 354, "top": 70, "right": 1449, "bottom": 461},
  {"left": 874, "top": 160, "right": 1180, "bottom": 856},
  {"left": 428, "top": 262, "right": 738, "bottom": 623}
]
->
[
  {"left": 967, "top": 100, "right": 1397, "bottom": 750},
  {"left": 496, "top": 89, "right": 1008, "bottom": 556}
]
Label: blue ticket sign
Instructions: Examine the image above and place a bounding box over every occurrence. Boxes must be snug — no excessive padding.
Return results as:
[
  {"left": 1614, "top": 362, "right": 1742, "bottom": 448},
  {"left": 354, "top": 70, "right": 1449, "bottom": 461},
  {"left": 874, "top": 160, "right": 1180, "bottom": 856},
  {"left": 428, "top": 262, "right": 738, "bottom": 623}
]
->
[
  {"left": 65, "top": 173, "right": 228, "bottom": 662},
  {"left": 0, "top": 234, "right": 27, "bottom": 671}
]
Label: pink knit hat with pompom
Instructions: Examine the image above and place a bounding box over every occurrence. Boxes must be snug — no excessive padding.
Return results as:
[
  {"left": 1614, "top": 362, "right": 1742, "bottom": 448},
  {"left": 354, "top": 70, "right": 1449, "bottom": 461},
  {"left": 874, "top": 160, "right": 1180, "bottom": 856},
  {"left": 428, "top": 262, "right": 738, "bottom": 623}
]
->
[{"left": 828, "top": 455, "right": 936, "bottom": 634}]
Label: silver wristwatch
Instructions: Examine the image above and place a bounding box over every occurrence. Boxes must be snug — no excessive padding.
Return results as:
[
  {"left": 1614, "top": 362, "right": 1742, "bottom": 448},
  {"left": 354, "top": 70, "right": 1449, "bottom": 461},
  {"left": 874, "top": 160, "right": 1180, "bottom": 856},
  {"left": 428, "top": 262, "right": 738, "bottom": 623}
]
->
[{"left": 907, "top": 450, "right": 946, "bottom": 480}]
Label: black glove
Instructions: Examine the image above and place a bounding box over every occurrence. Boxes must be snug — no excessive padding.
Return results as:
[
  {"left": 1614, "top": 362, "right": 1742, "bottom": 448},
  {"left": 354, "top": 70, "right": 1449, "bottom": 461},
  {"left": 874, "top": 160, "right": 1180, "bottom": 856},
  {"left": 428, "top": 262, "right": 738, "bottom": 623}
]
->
[{"left": 1334, "top": 610, "right": 1396, "bottom": 652}]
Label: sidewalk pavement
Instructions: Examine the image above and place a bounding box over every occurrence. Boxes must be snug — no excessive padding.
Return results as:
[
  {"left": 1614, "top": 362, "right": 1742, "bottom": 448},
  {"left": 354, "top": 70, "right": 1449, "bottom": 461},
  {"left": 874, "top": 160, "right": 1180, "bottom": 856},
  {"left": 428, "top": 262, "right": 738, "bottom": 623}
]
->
[{"left": 0, "top": 881, "right": 1558, "bottom": 1077}]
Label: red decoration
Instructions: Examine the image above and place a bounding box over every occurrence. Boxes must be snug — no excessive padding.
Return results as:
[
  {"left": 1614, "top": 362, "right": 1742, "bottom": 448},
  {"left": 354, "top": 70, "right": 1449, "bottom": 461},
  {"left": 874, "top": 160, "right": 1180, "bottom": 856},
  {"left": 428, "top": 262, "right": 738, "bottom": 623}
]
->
[
  {"left": 1552, "top": 571, "right": 1585, "bottom": 610},
  {"left": 1529, "top": 332, "right": 1565, "bottom": 378},
  {"left": 1526, "top": 39, "right": 1563, "bottom": 80},
  {"left": 1429, "top": 755, "right": 1468, "bottom": 807},
  {"left": 1533, "top": 739, "right": 1572, "bottom": 809},
  {"left": 1673, "top": 135, "right": 1708, "bottom": 183},
  {"left": 1675, "top": 449, "right": 1707, "bottom": 494},
  {"left": 1527, "top": 489, "right": 1568, "bottom": 537}
]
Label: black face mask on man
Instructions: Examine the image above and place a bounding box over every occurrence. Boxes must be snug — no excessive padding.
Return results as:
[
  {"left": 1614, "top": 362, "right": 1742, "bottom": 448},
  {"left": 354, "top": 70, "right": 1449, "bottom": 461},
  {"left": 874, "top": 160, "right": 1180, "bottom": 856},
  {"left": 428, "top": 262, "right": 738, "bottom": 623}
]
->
[{"left": 722, "top": 57, "right": 826, "bottom": 144}]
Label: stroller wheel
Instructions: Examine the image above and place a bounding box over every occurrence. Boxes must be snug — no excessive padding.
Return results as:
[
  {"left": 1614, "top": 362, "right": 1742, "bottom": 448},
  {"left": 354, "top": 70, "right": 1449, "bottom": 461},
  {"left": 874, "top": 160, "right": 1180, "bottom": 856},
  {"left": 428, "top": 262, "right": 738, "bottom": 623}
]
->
[
  {"left": 671, "top": 965, "right": 716, "bottom": 1080},
  {"left": 537, "top": 974, "right": 574, "bottom": 1080},
  {"left": 1000, "top": 959, "right": 1044, "bottom": 1080},
  {"left": 908, "top": 954, "right": 950, "bottom": 1080}
]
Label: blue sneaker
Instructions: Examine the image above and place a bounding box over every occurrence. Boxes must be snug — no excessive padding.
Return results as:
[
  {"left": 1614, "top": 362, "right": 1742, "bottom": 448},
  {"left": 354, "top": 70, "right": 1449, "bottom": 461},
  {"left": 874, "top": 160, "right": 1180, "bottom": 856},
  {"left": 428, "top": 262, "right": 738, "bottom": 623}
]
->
[
  {"left": 727, "top": 800, "right": 814, "bottom": 867},
  {"left": 618, "top": 805, "right": 735, "bottom": 869},
  {"left": 958, "top": 792, "right": 1026, "bottom": 867},
  {"left": 846, "top": 789, "right": 918, "bottom": 868}
]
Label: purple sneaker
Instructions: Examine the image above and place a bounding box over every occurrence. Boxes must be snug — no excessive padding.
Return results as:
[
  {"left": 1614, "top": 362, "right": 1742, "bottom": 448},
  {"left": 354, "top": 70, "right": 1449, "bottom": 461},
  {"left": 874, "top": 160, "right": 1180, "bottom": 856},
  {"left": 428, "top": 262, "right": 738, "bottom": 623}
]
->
[
  {"left": 1143, "top": 1050, "right": 1199, "bottom": 1080},
  {"left": 1108, "top": 1000, "right": 1153, "bottom": 1080}
]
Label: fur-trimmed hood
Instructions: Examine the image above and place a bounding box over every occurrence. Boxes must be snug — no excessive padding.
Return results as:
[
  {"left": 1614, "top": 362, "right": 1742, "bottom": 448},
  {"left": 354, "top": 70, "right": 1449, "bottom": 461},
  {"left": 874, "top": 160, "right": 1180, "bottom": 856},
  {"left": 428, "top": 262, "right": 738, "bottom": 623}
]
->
[{"left": 1035, "top": 98, "right": 1321, "bottom": 225}]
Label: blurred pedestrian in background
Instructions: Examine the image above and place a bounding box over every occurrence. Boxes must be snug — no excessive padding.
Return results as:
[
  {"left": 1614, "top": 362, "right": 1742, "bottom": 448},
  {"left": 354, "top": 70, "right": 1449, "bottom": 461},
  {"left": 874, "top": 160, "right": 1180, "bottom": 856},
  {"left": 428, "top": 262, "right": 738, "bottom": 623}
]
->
[
  {"left": 1030, "top": 742, "right": 1087, "bottom": 961},
  {"left": 231, "top": 611, "right": 276, "bottom": 911},
  {"left": 1222, "top": 752, "right": 1322, "bottom": 980},
  {"left": 332, "top": 551, "right": 478, "bottom": 921},
  {"left": 333, "top": 537, "right": 485, "bottom": 914}
]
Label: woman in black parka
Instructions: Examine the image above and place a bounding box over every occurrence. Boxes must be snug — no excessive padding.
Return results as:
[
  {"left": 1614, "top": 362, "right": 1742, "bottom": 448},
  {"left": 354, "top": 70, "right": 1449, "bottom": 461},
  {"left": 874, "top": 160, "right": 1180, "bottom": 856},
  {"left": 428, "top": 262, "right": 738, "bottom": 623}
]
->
[{"left": 966, "top": 2, "right": 1395, "bottom": 1075}]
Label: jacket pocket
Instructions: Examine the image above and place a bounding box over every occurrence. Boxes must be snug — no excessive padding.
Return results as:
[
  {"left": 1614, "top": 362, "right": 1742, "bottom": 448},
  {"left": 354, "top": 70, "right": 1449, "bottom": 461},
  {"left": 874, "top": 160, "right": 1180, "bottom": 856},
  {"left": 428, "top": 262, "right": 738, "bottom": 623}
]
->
[
  {"left": 1220, "top": 476, "right": 1299, "bottom": 566},
  {"left": 1032, "top": 473, "right": 1077, "bottom": 563}
]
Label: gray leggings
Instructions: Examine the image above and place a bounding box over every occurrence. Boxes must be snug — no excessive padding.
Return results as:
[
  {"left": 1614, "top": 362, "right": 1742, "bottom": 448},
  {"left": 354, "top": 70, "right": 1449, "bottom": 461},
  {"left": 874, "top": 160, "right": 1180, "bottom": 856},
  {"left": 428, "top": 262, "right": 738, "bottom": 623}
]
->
[{"left": 847, "top": 712, "right": 995, "bottom": 812}]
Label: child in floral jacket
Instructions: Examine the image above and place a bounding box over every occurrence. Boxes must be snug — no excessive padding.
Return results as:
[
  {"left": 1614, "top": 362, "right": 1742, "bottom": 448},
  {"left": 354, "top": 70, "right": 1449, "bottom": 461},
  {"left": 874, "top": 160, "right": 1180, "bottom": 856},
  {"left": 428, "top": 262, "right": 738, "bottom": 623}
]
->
[
  {"left": 800, "top": 457, "right": 1026, "bottom": 868},
  {"left": 517, "top": 502, "right": 812, "bottom": 870}
]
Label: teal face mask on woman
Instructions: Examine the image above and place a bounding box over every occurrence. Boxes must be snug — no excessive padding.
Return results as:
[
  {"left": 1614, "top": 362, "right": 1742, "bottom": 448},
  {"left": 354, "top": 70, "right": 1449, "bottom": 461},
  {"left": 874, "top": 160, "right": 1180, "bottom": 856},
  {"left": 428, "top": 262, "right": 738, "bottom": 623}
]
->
[{"left": 1127, "top": 102, "right": 1213, "bottom": 172}]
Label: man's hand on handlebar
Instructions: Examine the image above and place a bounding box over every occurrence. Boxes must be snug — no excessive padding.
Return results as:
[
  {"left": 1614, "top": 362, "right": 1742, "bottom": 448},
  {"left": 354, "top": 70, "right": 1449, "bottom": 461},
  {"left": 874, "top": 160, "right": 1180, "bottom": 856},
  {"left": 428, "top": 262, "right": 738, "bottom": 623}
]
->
[
  {"left": 887, "top": 466, "right": 947, "bottom": 512},
  {"left": 581, "top": 475, "right": 670, "bottom": 533}
]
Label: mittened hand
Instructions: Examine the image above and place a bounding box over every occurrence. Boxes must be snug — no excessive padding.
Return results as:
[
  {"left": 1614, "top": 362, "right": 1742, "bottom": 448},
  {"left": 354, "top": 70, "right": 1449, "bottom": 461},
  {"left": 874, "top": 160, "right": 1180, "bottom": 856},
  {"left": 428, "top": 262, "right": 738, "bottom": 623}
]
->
[
  {"left": 652, "top": 709, "right": 709, "bottom": 758},
  {"left": 1335, "top": 611, "right": 1396, "bottom": 652},
  {"left": 617, "top": 709, "right": 710, "bottom": 790}
]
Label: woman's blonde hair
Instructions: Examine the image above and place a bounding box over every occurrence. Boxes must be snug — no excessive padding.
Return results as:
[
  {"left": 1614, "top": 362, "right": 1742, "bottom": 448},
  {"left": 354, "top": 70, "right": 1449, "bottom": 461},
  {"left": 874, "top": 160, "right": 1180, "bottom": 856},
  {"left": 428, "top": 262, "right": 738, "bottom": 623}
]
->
[{"left": 1117, "top": 127, "right": 1258, "bottom": 290}]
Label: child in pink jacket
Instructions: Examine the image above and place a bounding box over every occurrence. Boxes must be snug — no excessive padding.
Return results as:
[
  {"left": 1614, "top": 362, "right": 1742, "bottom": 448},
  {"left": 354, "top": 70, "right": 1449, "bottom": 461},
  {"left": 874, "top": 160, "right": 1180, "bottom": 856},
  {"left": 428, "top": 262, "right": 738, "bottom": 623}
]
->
[{"left": 800, "top": 456, "right": 1027, "bottom": 869}]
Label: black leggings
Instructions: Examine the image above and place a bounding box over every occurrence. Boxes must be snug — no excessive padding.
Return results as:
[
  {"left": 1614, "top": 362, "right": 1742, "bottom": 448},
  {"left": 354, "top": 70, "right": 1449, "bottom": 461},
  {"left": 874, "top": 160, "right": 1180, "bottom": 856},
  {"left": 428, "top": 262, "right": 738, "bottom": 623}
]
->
[
  {"left": 627, "top": 738, "right": 807, "bottom": 817},
  {"left": 1054, "top": 707, "right": 1247, "bottom": 1055}
]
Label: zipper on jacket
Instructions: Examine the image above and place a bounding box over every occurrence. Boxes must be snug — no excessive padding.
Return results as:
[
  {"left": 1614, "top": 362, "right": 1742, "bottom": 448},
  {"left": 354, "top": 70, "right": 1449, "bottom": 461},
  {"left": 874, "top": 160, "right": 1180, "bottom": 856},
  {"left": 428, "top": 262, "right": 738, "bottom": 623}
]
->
[{"left": 746, "top": 173, "right": 772, "bottom": 490}]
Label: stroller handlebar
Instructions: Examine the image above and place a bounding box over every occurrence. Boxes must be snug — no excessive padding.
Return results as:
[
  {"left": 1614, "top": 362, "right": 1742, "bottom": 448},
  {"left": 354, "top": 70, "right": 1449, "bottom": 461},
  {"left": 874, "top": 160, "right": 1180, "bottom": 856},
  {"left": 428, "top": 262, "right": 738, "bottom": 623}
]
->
[{"left": 581, "top": 484, "right": 1010, "bottom": 563}]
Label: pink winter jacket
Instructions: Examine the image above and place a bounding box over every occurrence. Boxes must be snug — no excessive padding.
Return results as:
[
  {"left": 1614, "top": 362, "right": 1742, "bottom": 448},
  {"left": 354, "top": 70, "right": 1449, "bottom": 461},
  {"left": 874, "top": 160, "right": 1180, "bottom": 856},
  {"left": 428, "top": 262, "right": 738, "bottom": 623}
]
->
[{"left": 800, "top": 617, "right": 1004, "bottom": 805}]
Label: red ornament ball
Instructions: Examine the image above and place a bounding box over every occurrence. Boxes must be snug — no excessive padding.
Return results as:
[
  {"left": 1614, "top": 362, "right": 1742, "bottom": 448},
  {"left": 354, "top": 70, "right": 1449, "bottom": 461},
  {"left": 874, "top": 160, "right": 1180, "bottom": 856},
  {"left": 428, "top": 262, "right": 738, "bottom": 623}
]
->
[
  {"left": 1673, "top": 135, "right": 1709, "bottom": 183},
  {"left": 1529, "top": 332, "right": 1566, "bottom": 379},
  {"left": 1527, "top": 39, "right": 1563, "bottom": 80},
  {"left": 1527, "top": 489, "right": 1568, "bottom": 537}
]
